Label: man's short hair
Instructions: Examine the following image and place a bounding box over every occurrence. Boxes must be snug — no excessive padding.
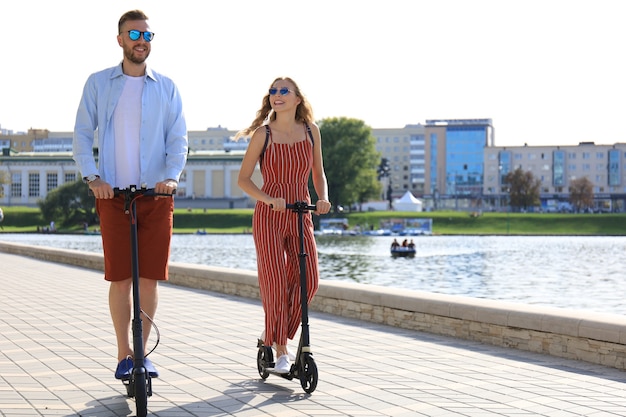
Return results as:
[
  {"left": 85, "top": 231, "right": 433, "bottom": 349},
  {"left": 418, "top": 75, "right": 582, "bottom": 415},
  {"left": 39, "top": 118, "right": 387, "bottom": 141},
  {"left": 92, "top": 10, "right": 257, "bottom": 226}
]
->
[{"left": 118, "top": 10, "right": 149, "bottom": 34}]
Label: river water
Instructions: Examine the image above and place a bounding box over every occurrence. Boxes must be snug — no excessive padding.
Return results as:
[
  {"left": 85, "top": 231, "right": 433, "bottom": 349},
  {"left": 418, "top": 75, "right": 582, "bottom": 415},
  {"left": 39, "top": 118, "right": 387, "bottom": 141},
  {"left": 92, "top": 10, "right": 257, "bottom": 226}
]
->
[{"left": 1, "top": 233, "right": 625, "bottom": 315}]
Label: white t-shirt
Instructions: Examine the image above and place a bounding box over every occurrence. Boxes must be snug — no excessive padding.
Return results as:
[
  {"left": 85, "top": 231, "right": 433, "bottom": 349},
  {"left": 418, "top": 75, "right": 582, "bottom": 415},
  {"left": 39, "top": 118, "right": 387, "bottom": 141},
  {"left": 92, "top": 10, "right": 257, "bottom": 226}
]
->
[{"left": 113, "top": 75, "right": 144, "bottom": 188}]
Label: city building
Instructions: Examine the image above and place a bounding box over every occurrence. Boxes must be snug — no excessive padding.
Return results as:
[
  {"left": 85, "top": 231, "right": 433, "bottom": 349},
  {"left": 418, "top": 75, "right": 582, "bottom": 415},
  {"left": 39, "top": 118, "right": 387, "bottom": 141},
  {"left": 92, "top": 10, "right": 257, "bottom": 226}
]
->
[
  {"left": 0, "top": 151, "right": 78, "bottom": 206},
  {"left": 0, "top": 128, "right": 50, "bottom": 152},
  {"left": 0, "top": 149, "right": 254, "bottom": 209},
  {"left": 423, "top": 119, "right": 494, "bottom": 210},
  {"left": 1, "top": 120, "right": 625, "bottom": 212},
  {"left": 484, "top": 142, "right": 626, "bottom": 212},
  {"left": 371, "top": 125, "right": 425, "bottom": 201},
  {"left": 188, "top": 126, "right": 238, "bottom": 151}
]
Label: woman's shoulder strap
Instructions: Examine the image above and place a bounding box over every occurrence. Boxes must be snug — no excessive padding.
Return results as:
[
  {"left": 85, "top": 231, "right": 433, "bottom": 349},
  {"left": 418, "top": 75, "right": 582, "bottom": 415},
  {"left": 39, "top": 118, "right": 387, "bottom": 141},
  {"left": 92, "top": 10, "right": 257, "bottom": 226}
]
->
[
  {"left": 305, "top": 123, "right": 314, "bottom": 146},
  {"left": 259, "top": 125, "right": 271, "bottom": 168}
]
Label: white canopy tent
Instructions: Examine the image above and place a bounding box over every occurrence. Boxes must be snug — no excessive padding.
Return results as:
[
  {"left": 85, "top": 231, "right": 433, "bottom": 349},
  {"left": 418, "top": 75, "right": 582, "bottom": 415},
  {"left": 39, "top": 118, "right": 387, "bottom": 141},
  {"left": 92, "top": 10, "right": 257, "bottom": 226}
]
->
[{"left": 393, "top": 191, "right": 422, "bottom": 212}]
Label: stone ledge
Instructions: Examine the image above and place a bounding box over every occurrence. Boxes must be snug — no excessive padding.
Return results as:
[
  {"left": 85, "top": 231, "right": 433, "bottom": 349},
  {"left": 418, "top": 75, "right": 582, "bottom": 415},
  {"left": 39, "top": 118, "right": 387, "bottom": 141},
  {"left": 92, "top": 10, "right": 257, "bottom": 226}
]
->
[{"left": 2, "top": 241, "right": 625, "bottom": 370}]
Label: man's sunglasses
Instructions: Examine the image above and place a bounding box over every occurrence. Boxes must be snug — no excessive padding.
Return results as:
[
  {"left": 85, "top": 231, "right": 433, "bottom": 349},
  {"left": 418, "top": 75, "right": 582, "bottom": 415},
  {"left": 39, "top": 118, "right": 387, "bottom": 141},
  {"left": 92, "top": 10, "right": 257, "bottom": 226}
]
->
[
  {"left": 269, "top": 87, "right": 293, "bottom": 96},
  {"left": 126, "top": 30, "right": 155, "bottom": 42}
]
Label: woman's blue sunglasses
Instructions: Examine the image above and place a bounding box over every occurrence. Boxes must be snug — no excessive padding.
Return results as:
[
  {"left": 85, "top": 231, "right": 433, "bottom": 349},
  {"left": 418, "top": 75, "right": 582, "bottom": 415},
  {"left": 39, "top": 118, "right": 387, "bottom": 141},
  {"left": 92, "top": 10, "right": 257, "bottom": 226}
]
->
[
  {"left": 127, "top": 30, "right": 155, "bottom": 42},
  {"left": 269, "top": 87, "right": 293, "bottom": 96}
]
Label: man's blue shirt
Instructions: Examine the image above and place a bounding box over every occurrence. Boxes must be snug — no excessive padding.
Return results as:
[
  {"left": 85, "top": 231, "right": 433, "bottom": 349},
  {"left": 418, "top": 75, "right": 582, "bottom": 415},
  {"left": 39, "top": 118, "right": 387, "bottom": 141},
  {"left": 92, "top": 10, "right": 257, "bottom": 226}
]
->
[{"left": 73, "top": 63, "right": 188, "bottom": 187}]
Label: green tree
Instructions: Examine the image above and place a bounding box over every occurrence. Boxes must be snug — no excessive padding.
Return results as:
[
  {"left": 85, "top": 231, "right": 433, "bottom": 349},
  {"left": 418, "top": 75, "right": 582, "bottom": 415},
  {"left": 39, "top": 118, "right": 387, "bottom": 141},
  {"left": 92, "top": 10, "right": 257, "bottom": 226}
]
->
[
  {"left": 504, "top": 167, "right": 541, "bottom": 211},
  {"left": 38, "top": 180, "right": 95, "bottom": 228},
  {"left": 317, "top": 117, "right": 381, "bottom": 212},
  {"left": 569, "top": 177, "right": 594, "bottom": 212},
  {"left": 354, "top": 173, "right": 383, "bottom": 212}
]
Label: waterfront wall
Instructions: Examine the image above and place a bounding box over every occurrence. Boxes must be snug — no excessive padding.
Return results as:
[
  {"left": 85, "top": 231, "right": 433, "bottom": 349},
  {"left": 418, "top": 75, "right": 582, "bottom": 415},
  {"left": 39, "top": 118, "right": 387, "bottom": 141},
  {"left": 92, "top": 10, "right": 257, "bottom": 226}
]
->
[{"left": 2, "top": 241, "right": 626, "bottom": 370}]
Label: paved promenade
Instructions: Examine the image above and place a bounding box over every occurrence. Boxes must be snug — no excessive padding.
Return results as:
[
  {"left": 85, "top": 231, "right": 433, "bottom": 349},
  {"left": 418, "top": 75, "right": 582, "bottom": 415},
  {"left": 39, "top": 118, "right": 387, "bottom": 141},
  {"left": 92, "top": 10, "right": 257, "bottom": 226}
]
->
[{"left": 1, "top": 251, "right": 626, "bottom": 417}]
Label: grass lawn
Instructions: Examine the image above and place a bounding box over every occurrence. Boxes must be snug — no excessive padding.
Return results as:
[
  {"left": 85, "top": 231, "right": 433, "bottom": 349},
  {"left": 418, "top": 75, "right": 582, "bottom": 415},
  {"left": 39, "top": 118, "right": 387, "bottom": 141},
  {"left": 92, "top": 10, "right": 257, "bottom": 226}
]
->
[{"left": 1, "top": 206, "right": 625, "bottom": 235}]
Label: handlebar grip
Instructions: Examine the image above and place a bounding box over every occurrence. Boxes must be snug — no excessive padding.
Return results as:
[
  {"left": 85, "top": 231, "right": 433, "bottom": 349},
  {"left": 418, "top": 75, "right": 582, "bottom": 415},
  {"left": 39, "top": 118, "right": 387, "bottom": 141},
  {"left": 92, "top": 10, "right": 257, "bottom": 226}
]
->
[
  {"left": 115, "top": 188, "right": 176, "bottom": 197},
  {"left": 86, "top": 185, "right": 176, "bottom": 197},
  {"left": 286, "top": 202, "right": 317, "bottom": 211},
  {"left": 269, "top": 202, "right": 317, "bottom": 211}
]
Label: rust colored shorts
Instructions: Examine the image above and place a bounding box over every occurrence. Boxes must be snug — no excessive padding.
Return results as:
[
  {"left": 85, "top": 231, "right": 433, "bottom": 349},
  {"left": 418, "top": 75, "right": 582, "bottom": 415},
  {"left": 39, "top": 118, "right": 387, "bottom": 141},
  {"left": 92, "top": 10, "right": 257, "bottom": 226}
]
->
[{"left": 96, "top": 195, "right": 174, "bottom": 282}]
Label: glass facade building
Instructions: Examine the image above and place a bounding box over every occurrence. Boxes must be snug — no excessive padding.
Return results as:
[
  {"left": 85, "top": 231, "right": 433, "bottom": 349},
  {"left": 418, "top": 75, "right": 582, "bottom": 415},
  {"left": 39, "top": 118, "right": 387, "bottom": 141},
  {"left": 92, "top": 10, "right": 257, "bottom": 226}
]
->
[
  {"left": 424, "top": 119, "right": 493, "bottom": 209},
  {"left": 608, "top": 149, "right": 620, "bottom": 187},
  {"left": 498, "top": 151, "right": 512, "bottom": 190},
  {"left": 553, "top": 150, "right": 565, "bottom": 187},
  {"left": 446, "top": 126, "right": 487, "bottom": 197}
]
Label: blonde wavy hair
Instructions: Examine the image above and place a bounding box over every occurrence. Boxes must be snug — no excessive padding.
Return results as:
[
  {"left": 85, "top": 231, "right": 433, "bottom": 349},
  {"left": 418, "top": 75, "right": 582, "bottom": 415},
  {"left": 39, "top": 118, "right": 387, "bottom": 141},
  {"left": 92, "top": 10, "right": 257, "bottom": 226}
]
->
[{"left": 236, "top": 77, "right": 314, "bottom": 139}]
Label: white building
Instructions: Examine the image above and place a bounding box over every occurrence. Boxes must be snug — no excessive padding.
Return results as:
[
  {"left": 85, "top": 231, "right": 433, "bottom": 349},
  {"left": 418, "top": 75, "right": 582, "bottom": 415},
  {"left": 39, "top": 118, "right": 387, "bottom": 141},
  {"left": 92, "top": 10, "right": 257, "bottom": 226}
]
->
[{"left": 0, "top": 149, "right": 260, "bottom": 208}]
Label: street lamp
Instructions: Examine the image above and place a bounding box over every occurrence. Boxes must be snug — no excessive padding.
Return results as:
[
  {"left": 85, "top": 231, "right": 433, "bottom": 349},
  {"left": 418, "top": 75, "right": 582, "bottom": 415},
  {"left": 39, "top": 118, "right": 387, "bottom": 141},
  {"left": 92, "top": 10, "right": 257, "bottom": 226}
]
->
[
  {"left": 504, "top": 186, "right": 511, "bottom": 234},
  {"left": 499, "top": 164, "right": 511, "bottom": 233},
  {"left": 454, "top": 171, "right": 459, "bottom": 210},
  {"left": 377, "top": 158, "right": 392, "bottom": 208}
]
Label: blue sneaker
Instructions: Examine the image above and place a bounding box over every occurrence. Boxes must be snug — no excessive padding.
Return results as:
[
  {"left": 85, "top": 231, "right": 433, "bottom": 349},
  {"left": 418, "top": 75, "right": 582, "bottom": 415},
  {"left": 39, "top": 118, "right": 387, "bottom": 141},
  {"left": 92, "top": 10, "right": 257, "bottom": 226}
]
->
[
  {"left": 114, "top": 356, "right": 133, "bottom": 380},
  {"left": 144, "top": 357, "right": 159, "bottom": 378}
]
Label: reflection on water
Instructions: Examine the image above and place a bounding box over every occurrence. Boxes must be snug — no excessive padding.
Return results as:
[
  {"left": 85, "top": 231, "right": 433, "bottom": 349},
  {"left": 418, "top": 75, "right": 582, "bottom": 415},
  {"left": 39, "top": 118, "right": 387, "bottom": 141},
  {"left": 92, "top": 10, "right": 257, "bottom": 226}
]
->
[
  {"left": 316, "top": 236, "right": 378, "bottom": 283},
  {"left": 169, "top": 234, "right": 258, "bottom": 271},
  {"left": 2, "top": 233, "right": 625, "bottom": 315}
]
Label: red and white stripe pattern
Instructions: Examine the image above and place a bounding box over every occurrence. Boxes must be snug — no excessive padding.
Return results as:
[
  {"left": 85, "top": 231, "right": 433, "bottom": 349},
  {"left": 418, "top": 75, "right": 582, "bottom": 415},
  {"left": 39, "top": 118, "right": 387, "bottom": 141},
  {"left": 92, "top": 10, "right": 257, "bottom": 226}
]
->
[{"left": 253, "top": 133, "right": 319, "bottom": 347}]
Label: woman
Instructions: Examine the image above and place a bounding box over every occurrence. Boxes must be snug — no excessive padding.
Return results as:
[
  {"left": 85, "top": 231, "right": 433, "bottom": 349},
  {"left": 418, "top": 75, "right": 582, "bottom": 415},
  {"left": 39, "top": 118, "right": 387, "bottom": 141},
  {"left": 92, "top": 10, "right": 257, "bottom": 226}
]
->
[{"left": 237, "top": 77, "right": 331, "bottom": 373}]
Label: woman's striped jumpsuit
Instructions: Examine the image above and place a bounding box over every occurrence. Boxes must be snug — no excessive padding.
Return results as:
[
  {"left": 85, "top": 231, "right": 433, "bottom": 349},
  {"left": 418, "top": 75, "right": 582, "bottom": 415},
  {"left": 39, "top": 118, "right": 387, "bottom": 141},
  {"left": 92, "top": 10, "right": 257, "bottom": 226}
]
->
[{"left": 253, "top": 125, "right": 320, "bottom": 348}]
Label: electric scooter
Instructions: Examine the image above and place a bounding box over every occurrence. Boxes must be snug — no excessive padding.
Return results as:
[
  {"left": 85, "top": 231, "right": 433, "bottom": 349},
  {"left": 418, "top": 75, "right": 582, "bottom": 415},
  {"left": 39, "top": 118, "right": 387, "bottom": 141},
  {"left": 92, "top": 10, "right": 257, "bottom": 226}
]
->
[
  {"left": 256, "top": 201, "right": 320, "bottom": 394},
  {"left": 114, "top": 185, "right": 173, "bottom": 417}
]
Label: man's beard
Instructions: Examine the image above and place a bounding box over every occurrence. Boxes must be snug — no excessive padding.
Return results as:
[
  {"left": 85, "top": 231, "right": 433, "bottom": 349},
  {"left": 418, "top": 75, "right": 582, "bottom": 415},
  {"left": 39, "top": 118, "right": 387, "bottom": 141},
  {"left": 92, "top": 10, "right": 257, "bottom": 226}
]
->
[{"left": 124, "top": 46, "right": 149, "bottom": 64}]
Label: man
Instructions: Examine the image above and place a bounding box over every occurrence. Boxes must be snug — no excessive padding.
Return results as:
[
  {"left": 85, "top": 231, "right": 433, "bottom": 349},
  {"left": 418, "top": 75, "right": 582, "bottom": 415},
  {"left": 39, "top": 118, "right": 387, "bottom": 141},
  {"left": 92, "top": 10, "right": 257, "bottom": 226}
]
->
[{"left": 73, "top": 9, "right": 188, "bottom": 380}]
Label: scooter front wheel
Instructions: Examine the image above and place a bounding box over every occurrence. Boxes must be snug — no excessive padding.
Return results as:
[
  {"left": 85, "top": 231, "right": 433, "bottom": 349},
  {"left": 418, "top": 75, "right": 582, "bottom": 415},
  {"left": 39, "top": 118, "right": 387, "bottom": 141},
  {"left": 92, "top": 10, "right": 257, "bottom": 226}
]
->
[
  {"left": 134, "top": 373, "right": 148, "bottom": 417},
  {"left": 257, "top": 345, "right": 273, "bottom": 379},
  {"left": 299, "top": 354, "right": 318, "bottom": 393}
]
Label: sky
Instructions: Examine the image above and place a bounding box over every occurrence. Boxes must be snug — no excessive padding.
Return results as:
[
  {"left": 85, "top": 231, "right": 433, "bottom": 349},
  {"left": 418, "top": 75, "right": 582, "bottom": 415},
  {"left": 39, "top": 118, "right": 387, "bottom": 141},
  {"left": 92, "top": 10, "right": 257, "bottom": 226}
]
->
[{"left": 1, "top": 0, "right": 625, "bottom": 147}]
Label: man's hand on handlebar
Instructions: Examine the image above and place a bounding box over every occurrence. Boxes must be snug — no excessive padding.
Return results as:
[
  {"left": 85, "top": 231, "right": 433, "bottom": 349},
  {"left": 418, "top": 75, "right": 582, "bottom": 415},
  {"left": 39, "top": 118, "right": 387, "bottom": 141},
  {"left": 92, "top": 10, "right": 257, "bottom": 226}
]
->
[
  {"left": 154, "top": 179, "right": 178, "bottom": 199},
  {"left": 88, "top": 178, "right": 115, "bottom": 199},
  {"left": 89, "top": 179, "right": 177, "bottom": 199}
]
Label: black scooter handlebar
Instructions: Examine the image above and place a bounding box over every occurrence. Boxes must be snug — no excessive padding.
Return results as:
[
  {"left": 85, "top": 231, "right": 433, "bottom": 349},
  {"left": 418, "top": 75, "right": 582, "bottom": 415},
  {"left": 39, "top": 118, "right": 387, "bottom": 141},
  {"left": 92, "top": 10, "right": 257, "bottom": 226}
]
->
[
  {"left": 286, "top": 202, "right": 317, "bottom": 211},
  {"left": 113, "top": 185, "right": 176, "bottom": 198},
  {"left": 88, "top": 185, "right": 176, "bottom": 198},
  {"left": 270, "top": 201, "right": 317, "bottom": 211},
  {"left": 110, "top": 186, "right": 176, "bottom": 214}
]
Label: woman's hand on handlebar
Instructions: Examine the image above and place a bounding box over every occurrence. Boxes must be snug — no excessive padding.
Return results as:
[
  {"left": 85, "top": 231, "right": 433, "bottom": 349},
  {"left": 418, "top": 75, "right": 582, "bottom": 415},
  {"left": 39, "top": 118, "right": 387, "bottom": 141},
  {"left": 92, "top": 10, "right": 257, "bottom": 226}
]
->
[
  {"left": 267, "top": 197, "right": 286, "bottom": 211},
  {"left": 315, "top": 199, "right": 332, "bottom": 215},
  {"left": 89, "top": 179, "right": 114, "bottom": 199}
]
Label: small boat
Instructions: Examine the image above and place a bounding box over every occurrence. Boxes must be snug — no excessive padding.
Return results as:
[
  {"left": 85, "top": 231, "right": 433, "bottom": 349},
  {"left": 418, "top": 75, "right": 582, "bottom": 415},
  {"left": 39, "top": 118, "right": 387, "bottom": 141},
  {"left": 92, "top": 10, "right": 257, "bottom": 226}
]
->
[
  {"left": 315, "top": 218, "right": 349, "bottom": 236},
  {"left": 390, "top": 246, "right": 416, "bottom": 258}
]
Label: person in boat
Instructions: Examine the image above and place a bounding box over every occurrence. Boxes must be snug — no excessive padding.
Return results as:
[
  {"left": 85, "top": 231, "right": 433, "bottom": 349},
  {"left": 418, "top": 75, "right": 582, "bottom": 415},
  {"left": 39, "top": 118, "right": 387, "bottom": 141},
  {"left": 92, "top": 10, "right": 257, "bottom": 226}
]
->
[
  {"left": 401, "top": 239, "right": 408, "bottom": 247},
  {"left": 408, "top": 239, "right": 415, "bottom": 249},
  {"left": 391, "top": 238, "right": 400, "bottom": 249}
]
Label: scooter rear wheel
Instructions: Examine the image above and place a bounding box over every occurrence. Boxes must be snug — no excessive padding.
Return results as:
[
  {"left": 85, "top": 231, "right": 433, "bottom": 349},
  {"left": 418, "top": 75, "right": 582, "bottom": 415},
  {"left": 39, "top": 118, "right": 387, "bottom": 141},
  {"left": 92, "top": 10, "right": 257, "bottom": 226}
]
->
[
  {"left": 124, "top": 379, "right": 134, "bottom": 398},
  {"left": 299, "top": 354, "right": 318, "bottom": 393},
  {"left": 257, "top": 345, "right": 273, "bottom": 379}
]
